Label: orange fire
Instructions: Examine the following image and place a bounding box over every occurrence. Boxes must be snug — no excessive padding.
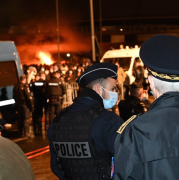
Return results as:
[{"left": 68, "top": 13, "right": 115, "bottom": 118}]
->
[{"left": 38, "top": 52, "right": 53, "bottom": 65}]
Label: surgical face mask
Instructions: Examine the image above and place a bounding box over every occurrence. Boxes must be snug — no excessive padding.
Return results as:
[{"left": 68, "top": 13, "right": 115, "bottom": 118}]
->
[{"left": 101, "top": 86, "right": 118, "bottom": 109}]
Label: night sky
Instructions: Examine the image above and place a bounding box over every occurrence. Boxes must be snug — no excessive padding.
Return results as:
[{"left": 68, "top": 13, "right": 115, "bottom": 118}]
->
[
  {"left": 1, "top": 0, "right": 179, "bottom": 64},
  {"left": 1, "top": 0, "right": 179, "bottom": 28}
]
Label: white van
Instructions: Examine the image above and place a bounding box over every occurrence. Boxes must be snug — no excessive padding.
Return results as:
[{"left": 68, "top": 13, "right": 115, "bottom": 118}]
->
[
  {"left": 100, "top": 46, "right": 143, "bottom": 84},
  {"left": 0, "top": 41, "right": 23, "bottom": 123}
]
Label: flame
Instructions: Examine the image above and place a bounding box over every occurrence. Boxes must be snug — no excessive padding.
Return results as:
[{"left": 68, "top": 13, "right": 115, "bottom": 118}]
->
[{"left": 38, "top": 52, "right": 53, "bottom": 65}]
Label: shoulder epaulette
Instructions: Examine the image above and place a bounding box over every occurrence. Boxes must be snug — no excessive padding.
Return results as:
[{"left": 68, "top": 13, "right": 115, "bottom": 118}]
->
[{"left": 117, "top": 115, "right": 137, "bottom": 134}]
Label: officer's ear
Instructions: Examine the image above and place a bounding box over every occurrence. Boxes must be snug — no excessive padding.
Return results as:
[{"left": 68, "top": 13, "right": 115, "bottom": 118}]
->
[
  {"left": 148, "top": 75, "right": 154, "bottom": 90},
  {"left": 93, "top": 83, "right": 102, "bottom": 96}
]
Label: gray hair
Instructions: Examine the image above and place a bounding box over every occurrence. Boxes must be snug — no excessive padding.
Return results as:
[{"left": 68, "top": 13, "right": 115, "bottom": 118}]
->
[
  {"left": 151, "top": 76, "right": 179, "bottom": 94},
  {"left": 86, "top": 78, "right": 107, "bottom": 89}
]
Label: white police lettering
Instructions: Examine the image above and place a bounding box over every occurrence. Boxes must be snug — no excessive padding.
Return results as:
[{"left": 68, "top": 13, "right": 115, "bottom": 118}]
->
[
  {"left": 34, "top": 82, "right": 44, "bottom": 86},
  {"left": 53, "top": 142, "right": 91, "bottom": 158},
  {"left": 48, "top": 83, "right": 58, "bottom": 86}
]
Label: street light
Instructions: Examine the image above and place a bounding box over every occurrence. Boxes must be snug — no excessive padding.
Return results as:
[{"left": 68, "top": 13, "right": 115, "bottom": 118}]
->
[
  {"left": 56, "top": 0, "right": 60, "bottom": 64},
  {"left": 90, "top": 0, "right": 96, "bottom": 62},
  {"left": 66, "top": 53, "right": 70, "bottom": 57}
]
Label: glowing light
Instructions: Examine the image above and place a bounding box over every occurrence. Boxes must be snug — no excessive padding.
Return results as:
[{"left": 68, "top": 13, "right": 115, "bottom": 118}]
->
[
  {"left": 67, "top": 53, "right": 70, "bottom": 57},
  {"left": 38, "top": 52, "right": 53, "bottom": 65}
]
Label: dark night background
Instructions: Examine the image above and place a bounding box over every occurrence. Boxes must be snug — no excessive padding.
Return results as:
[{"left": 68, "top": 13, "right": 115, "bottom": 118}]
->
[
  {"left": 1, "top": 0, "right": 179, "bottom": 26},
  {"left": 0, "top": 0, "right": 179, "bottom": 64}
]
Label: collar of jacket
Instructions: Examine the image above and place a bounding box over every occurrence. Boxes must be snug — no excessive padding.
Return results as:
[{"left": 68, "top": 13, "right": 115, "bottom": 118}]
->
[
  {"left": 79, "top": 87, "right": 104, "bottom": 107},
  {"left": 149, "top": 91, "right": 179, "bottom": 111}
]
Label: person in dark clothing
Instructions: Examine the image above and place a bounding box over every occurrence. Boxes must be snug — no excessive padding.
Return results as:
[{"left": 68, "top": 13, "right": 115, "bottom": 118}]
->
[
  {"left": 118, "top": 82, "right": 147, "bottom": 121},
  {"left": 13, "top": 75, "right": 33, "bottom": 137},
  {"left": 47, "top": 63, "right": 123, "bottom": 180},
  {"left": 46, "top": 71, "right": 65, "bottom": 126},
  {"left": 134, "top": 59, "right": 150, "bottom": 92},
  {"left": 114, "top": 35, "right": 179, "bottom": 180},
  {"left": 32, "top": 71, "right": 47, "bottom": 136}
]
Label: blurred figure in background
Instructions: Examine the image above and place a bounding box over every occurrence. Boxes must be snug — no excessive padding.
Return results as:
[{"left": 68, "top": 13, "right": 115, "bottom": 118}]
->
[
  {"left": 118, "top": 82, "right": 147, "bottom": 122},
  {"left": 32, "top": 71, "right": 47, "bottom": 136},
  {"left": 13, "top": 75, "right": 33, "bottom": 137},
  {"left": 26, "top": 66, "right": 37, "bottom": 84},
  {"left": 46, "top": 71, "right": 66, "bottom": 126},
  {"left": 45, "top": 68, "right": 50, "bottom": 81}
]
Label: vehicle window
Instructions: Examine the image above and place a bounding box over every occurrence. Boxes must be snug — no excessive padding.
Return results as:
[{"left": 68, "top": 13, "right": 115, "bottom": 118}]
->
[
  {"left": 103, "top": 57, "right": 131, "bottom": 71},
  {"left": 0, "top": 61, "right": 19, "bottom": 87}
]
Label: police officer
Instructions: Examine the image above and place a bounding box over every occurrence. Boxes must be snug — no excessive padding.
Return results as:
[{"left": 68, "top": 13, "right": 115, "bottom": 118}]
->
[
  {"left": 118, "top": 82, "right": 147, "bottom": 121},
  {"left": 32, "top": 71, "right": 47, "bottom": 136},
  {"left": 46, "top": 71, "right": 65, "bottom": 125},
  {"left": 13, "top": 74, "right": 33, "bottom": 137},
  {"left": 114, "top": 35, "right": 179, "bottom": 180},
  {"left": 48, "top": 63, "right": 123, "bottom": 180}
]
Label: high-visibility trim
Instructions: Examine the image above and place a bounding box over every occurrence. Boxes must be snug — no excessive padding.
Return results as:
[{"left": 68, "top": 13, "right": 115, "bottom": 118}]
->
[
  {"left": 34, "top": 82, "right": 44, "bottom": 86},
  {"left": 0, "top": 99, "right": 15, "bottom": 106},
  {"left": 48, "top": 83, "right": 58, "bottom": 86}
]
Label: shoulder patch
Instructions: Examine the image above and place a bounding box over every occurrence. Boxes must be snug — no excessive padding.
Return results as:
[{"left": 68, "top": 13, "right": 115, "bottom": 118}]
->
[{"left": 117, "top": 115, "right": 137, "bottom": 134}]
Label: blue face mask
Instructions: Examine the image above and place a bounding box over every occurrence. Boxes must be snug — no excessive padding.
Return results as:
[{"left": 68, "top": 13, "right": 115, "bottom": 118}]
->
[{"left": 101, "top": 86, "right": 118, "bottom": 109}]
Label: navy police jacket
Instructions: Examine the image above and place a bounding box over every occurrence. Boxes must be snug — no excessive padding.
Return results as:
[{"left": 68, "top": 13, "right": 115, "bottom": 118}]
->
[
  {"left": 114, "top": 92, "right": 179, "bottom": 180},
  {"left": 48, "top": 87, "right": 123, "bottom": 179}
]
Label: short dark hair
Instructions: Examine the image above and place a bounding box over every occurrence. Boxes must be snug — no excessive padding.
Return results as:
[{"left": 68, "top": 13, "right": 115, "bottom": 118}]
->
[{"left": 86, "top": 78, "right": 107, "bottom": 89}]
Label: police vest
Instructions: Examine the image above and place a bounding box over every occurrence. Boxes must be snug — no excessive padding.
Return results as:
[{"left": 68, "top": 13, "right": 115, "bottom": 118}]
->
[
  {"left": 33, "top": 81, "right": 46, "bottom": 98},
  {"left": 48, "top": 78, "right": 63, "bottom": 96},
  {"left": 51, "top": 106, "right": 112, "bottom": 180}
]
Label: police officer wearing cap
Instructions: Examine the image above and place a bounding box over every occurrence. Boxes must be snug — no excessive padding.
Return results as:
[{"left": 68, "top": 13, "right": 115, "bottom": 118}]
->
[
  {"left": 47, "top": 63, "right": 123, "bottom": 180},
  {"left": 114, "top": 35, "right": 179, "bottom": 180},
  {"left": 118, "top": 82, "right": 147, "bottom": 122}
]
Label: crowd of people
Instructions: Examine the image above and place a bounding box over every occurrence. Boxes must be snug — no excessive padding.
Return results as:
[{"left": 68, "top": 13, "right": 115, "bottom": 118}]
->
[
  {"left": 13, "top": 57, "right": 150, "bottom": 138},
  {"left": 1, "top": 34, "right": 179, "bottom": 180},
  {"left": 13, "top": 60, "right": 92, "bottom": 137}
]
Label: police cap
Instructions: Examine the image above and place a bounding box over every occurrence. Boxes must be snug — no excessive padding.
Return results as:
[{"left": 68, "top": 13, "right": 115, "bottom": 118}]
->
[
  {"left": 76, "top": 63, "right": 118, "bottom": 87},
  {"left": 140, "top": 35, "right": 179, "bottom": 82}
]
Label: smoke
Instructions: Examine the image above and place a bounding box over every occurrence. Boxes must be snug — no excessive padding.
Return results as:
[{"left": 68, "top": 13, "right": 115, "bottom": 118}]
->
[
  {"left": 16, "top": 21, "right": 91, "bottom": 64},
  {"left": 0, "top": 0, "right": 92, "bottom": 65}
]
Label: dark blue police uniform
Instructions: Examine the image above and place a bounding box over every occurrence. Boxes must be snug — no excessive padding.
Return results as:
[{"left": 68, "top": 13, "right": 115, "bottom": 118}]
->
[
  {"left": 48, "top": 88, "right": 123, "bottom": 179},
  {"left": 48, "top": 63, "right": 123, "bottom": 180},
  {"left": 114, "top": 35, "right": 179, "bottom": 180}
]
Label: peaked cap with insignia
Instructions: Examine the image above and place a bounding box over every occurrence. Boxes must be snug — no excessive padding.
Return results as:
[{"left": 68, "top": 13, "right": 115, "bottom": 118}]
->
[
  {"left": 76, "top": 63, "right": 118, "bottom": 87},
  {"left": 140, "top": 35, "right": 179, "bottom": 82}
]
